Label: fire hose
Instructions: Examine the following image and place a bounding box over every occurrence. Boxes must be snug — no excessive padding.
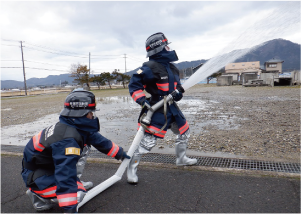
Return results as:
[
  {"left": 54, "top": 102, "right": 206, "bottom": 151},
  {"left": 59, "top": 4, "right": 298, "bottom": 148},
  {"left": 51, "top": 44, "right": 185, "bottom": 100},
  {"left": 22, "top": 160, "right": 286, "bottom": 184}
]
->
[{"left": 77, "top": 90, "right": 179, "bottom": 211}]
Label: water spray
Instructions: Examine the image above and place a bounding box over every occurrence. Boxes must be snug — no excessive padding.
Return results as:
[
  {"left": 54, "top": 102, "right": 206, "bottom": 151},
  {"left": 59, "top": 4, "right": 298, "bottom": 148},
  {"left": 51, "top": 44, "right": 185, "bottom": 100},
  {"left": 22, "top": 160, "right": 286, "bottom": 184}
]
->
[{"left": 182, "top": 1, "right": 300, "bottom": 91}]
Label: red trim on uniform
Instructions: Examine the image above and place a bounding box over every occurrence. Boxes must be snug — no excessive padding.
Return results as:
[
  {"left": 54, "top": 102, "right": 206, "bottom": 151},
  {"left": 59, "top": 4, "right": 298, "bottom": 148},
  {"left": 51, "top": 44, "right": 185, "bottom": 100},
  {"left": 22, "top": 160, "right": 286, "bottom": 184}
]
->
[
  {"left": 33, "top": 131, "right": 45, "bottom": 152},
  {"left": 156, "top": 83, "right": 169, "bottom": 91},
  {"left": 132, "top": 90, "right": 146, "bottom": 101},
  {"left": 31, "top": 186, "right": 57, "bottom": 198},
  {"left": 179, "top": 121, "right": 189, "bottom": 135},
  {"left": 77, "top": 181, "right": 86, "bottom": 191},
  {"left": 107, "top": 142, "right": 119, "bottom": 158},
  {"left": 174, "top": 82, "right": 178, "bottom": 90},
  {"left": 138, "top": 123, "right": 167, "bottom": 138},
  {"left": 57, "top": 193, "right": 77, "bottom": 207}
]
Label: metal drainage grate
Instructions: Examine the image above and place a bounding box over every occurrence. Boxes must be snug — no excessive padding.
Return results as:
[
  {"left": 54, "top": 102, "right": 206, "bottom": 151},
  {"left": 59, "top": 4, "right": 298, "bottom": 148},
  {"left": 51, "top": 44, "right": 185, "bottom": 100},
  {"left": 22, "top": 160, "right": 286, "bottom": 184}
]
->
[
  {"left": 89, "top": 150, "right": 301, "bottom": 174},
  {"left": 2, "top": 145, "right": 300, "bottom": 174}
]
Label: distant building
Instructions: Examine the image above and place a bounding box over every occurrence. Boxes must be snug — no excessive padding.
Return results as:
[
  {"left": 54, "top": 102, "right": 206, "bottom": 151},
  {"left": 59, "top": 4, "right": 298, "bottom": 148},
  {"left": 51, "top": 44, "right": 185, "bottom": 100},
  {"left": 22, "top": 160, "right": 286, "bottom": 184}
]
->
[
  {"left": 263, "top": 58, "right": 284, "bottom": 73},
  {"left": 291, "top": 70, "right": 300, "bottom": 85},
  {"left": 224, "top": 61, "right": 261, "bottom": 82},
  {"left": 221, "top": 58, "right": 285, "bottom": 86}
]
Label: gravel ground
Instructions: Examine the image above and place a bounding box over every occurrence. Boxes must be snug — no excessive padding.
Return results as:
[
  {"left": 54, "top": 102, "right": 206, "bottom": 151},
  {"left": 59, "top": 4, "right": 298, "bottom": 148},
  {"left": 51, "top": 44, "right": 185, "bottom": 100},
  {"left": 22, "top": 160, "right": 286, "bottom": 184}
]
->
[
  {"left": 1, "top": 84, "right": 300, "bottom": 163},
  {"left": 186, "top": 85, "right": 301, "bottom": 163}
]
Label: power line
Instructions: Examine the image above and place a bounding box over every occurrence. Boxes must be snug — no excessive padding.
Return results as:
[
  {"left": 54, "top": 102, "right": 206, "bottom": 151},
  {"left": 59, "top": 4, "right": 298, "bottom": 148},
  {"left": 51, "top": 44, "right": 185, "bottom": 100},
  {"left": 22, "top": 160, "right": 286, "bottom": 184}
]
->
[
  {"left": 1, "top": 67, "right": 23, "bottom": 68},
  {"left": 25, "top": 42, "right": 122, "bottom": 57},
  {"left": 24, "top": 42, "right": 125, "bottom": 59},
  {"left": 1, "top": 44, "right": 20, "bottom": 47},
  {"left": 24, "top": 60, "right": 70, "bottom": 68},
  {"left": 24, "top": 47, "right": 124, "bottom": 60},
  {"left": 127, "top": 55, "right": 145, "bottom": 63},
  {"left": 1, "top": 38, "right": 20, "bottom": 42},
  {"left": 25, "top": 42, "right": 87, "bottom": 56},
  {"left": 1, "top": 67, "right": 68, "bottom": 72},
  {"left": 92, "top": 54, "right": 123, "bottom": 57},
  {"left": 127, "top": 55, "right": 145, "bottom": 61},
  {"left": 24, "top": 46, "right": 90, "bottom": 58},
  {"left": 25, "top": 67, "right": 68, "bottom": 72},
  {"left": 1, "top": 59, "right": 21, "bottom": 61}
]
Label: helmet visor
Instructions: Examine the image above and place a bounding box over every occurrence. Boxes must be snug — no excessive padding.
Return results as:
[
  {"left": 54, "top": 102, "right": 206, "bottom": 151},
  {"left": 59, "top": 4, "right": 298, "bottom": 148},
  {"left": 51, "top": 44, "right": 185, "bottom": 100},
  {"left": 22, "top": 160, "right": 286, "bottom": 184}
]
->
[
  {"left": 165, "top": 45, "right": 173, "bottom": 52},
  {"left": 86, "top": 111, "right": 98, "bottom": 119}
]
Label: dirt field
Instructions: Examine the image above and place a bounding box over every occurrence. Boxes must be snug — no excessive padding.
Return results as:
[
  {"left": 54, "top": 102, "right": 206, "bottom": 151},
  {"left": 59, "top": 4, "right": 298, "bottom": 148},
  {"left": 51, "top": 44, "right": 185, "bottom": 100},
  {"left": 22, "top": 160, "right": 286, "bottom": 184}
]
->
[{"left": 1, "top": 84, "right": 300, "bottom": 163}]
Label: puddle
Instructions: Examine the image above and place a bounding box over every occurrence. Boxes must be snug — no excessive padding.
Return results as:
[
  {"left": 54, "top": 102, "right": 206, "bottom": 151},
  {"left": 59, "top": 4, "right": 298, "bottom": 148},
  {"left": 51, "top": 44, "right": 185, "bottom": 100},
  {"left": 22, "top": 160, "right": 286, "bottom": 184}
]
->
[
  {"left": 1, "top": 108, "right": 12, "bottom": 111},
  {"left": 1, "top": 114, "right": 60, "bottom": 146},
  {"left": 1, "top": 95, "right": 245, "bottom": 159}
]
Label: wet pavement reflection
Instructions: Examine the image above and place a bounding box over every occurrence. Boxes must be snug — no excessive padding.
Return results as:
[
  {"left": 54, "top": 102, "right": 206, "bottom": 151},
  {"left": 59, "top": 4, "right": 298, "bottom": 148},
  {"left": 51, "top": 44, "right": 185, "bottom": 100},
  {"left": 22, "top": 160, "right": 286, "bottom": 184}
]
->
[{"left": 1, "top": 96, "right": 244, "bottom": 159}]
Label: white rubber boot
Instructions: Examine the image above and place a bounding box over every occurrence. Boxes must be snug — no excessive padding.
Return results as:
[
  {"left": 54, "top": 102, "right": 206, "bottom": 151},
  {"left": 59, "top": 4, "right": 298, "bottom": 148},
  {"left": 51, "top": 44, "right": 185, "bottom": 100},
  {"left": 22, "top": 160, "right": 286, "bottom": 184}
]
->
[
  {"left": 77, "top": 146, "right": 93, "bottom": 190},
  {"left": 26, "top": 189, "right": 55, "bottom": 211},
  {"left": 127, "top": 133, "right": 157, "bottom": 184},
  {"left": 81, "top": 181, "right": 94, "bottom": 190},
  {"left": 175, "top": 142, "right": 197, "bottom": 166},
  {"left": 175, "top": 131, "right": 197, "bottom": 166},
  {"left": 127, "top": 152, "right": 141, "bottom": 184}
]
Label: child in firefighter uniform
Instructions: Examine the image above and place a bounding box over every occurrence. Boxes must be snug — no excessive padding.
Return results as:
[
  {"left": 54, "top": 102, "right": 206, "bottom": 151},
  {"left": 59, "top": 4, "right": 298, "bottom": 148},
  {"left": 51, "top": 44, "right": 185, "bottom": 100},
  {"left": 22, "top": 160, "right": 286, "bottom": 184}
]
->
[
  {"left": 127, "top": 32, "right": 197, "bottom": 184},
  {"left": 21, "top": 89, "right": 130, "bottom": 213}
]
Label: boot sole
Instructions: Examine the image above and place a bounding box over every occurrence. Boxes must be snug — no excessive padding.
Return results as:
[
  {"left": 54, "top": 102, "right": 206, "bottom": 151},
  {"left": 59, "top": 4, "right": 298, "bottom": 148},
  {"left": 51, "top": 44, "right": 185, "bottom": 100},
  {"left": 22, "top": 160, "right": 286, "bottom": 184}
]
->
[
  {"left": 127, "top": 180, "right": 138, "bottom": 185},
  {"left": 176, "top": 161, "right": 197, "bottom": 166}
]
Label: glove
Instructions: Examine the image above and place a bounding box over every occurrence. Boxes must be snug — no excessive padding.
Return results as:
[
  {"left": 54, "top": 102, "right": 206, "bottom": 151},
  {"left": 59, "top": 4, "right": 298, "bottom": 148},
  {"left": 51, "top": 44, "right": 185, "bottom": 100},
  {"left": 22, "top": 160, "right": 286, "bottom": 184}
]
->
[
  {"left": 177, "top": 85, "right": 185, "bottom": 93},
  {"left": 140, "top": 99, "right": 151, "bottom": 109},
  {"left": 121, "top": 152, "right": 131, "bottom": 161},
  {"left": 173, "top": 91, "right": 183, "bottom": 102}
]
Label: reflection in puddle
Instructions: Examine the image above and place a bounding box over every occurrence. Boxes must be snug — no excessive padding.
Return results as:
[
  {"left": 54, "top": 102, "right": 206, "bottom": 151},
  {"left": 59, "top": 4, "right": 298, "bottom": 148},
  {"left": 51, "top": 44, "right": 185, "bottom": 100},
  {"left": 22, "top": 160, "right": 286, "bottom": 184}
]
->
[
  {"left": 1, "top": 108, "right": 12, "bottom": 111},
  {"left": 1, "top": 96, "right": 244, "bottom": 159}
]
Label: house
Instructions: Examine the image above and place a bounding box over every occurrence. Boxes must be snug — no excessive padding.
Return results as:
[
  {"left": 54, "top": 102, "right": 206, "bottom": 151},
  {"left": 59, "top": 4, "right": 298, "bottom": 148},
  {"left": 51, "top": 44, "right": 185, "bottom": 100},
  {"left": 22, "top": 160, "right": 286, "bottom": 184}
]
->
[
  {"left": 220, "top": 58, "right": 285, "bottom": 86},
  {"left": 260, "top": 58, "right": 285, "bottom": 86},
  {"left": 264, "top": 58, "right": 284, "bottom": 73},
  {"left": 224, "top": 61, "right": 261, "bottom": 84}
]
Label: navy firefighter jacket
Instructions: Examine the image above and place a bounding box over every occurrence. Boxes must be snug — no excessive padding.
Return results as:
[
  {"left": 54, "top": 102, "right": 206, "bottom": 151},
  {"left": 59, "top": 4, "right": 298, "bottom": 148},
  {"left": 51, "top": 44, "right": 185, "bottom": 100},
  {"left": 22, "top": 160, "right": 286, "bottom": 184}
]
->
[
  {"left": 21, "top": 115, "right": 125, "bottom": 212},
  {"left": 129, "top": 49, "right": 189, "bottom": 139}
]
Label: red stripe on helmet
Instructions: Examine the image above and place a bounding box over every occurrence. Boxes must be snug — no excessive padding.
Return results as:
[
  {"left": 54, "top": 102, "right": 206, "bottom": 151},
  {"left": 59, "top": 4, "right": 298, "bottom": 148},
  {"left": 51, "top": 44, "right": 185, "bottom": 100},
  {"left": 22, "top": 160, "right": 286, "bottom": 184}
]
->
[
  {"left": 64, "top": 102, "right": 70, "bottom": 106},
  {"left": 88, "top": 103, "right": 95, "bottom": 107},
  {"left": 146, "top": 39, "right": 168, "bottom": 50}
]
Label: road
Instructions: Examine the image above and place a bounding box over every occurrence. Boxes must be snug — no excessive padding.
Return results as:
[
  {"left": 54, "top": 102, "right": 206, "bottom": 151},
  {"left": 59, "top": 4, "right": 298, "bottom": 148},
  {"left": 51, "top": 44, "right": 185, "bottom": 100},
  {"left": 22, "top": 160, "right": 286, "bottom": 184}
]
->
[{"left": 1, "top": 154, "right": 300, "bottom": 213}]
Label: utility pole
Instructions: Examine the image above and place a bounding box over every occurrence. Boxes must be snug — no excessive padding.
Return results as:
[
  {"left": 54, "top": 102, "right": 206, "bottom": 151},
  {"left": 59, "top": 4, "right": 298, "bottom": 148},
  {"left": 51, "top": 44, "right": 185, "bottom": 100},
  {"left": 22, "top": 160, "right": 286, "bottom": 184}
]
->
[
  {"left": 124, "top": 54, "right": 127, "bottom": 73},
  {"left": 20, "top": 41, "right": 27, "bottom": 96},
  {"left": 89, "top": 52, "right": 91, "bottom": 75}
]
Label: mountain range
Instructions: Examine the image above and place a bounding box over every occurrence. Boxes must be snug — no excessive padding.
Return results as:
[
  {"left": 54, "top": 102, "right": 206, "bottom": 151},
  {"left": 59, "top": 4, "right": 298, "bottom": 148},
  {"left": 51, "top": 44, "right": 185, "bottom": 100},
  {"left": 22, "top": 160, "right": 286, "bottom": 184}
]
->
[{"left": 1, "top": 38, "right": 300, "bottom": 89}]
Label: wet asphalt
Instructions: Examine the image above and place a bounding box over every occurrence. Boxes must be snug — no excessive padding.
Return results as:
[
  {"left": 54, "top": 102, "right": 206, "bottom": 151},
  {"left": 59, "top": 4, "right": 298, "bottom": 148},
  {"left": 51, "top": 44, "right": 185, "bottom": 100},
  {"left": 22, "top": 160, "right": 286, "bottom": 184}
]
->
[{"left": 1, "top": 153, "right": 300, "bottom": 213}]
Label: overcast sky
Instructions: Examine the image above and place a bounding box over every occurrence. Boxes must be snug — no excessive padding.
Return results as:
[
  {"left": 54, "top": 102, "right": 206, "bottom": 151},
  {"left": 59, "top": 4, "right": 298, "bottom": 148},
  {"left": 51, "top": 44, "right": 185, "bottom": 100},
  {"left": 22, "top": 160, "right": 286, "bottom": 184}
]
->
[{"left": 1, "top": 1, "right": 300, "bottom": 81}]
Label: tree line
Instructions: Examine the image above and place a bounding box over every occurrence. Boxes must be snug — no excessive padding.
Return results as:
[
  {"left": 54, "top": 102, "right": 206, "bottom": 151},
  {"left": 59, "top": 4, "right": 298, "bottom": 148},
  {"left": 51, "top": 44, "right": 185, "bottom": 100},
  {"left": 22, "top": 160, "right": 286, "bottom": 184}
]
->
[{"left": 69, "top": 63, "right": 131, "bottom": 89}]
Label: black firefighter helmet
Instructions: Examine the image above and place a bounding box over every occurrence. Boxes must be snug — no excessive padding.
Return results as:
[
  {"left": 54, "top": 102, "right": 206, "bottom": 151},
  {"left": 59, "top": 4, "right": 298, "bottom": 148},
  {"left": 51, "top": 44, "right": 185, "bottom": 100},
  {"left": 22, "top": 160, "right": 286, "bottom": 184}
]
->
[
  {"left": 60, "top": 89, "right": 99, "bottom": 117},
  {"left": 145, "top": 32, "right": 170, "bottom": 57}
]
